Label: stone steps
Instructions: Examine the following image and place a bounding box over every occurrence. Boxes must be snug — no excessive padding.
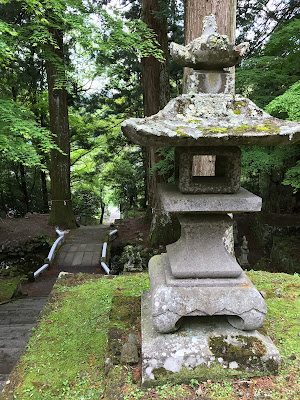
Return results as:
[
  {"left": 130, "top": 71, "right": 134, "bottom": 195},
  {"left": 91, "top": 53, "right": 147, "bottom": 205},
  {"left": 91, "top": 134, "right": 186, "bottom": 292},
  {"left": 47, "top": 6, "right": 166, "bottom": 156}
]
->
[
  {"left": 0, "top": 296, "right": 48, "bottom": 393},
  {"left": 0, "top": 375, "right": 9, "bottom": 392}
]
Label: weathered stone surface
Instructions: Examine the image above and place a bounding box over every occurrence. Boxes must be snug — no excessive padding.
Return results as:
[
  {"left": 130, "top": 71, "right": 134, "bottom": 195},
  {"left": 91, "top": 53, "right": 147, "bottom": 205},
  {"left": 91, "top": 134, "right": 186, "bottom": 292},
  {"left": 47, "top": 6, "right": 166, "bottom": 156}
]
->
[
  {"left": 122, "top": 245, "right": 143, "bottom": 272},
  {"left": 120, "top": 342, "right": 139, "bottom": 364},
  {"left": 121, "top": 94, "right": 300, "bottom": 147},
  {"left": 170, "top": 14, "right": 248, "bottom": 70},
  {"left": 158, "top": 184, "right": 262, "bottom": 213},
  {"left": 175, "top": 146, "right": 241, "bottom": 194},
  {"left": 238, "top": 236, "right": 250, "bottom": 268},
  {"left": 149, "top": 255, "right": 266, "bottom": 333},
  {"left": 128, "top": 333, "right": 140, "bottom": 346},
  {"left": 141, "top": 291, "right": 280, "bottom": 386},
  {"left": 183, "top": 70, "right": 235, "bottom": 95},
  {"left": 166, "top": 214, "right": 242, "bottom": 278}
]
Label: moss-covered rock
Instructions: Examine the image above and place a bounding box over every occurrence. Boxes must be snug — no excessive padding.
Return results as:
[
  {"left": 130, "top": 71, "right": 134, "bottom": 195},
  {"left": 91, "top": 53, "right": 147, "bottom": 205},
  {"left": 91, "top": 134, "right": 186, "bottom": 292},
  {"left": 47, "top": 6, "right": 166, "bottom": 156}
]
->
[
  {"left": 102, "top": 366, "right": 127, "bottom": 400},
  {"left": 0, "top": 277, "right": 22, "bottom": 303},
  {"left": 149, "top": 210, "right": 181, "bottom": 247}
]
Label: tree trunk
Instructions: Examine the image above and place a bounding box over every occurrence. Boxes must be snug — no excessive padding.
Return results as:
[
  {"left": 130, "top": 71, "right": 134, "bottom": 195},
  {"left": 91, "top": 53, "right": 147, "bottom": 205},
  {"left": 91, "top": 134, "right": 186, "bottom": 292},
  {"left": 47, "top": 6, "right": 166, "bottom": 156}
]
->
[
  {"left": 141, "top": 0, "right": 170, "bottom": 208},
  {"left": 46, "top": 27, "right": 76, "bottom": 228},
  {"left": 19, "top": 163, "right": 29, "bottom": 213},
  {"left": 185, "top": 0, "right": 236, "bottom": 43},
  {"left": 141, "top": 0, "right": 181, "bottom": 246},
  {"left": 99, "top": 203, "right": 105, "bottom": 225},
  {"left": 40, "top": 170, "right": 49, "bottom": 213}
]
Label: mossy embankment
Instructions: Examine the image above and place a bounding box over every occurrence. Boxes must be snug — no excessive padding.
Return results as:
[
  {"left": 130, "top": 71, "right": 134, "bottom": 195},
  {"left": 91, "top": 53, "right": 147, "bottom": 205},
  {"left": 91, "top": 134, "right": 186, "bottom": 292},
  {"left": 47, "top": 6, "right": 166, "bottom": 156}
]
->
[{"left": 1, "top": 270, "right": 299, "bottom": 400}]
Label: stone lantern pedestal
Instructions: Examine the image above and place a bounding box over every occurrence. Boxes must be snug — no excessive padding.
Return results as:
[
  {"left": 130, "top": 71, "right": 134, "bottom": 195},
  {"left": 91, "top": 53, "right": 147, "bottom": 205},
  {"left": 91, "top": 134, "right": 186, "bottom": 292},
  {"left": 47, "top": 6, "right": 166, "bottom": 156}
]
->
[
  {"left": 121, "top": 15, "right": 299, "bottom": 386},
  {"left": 149, "top": 184, "right": 266, "bottom": 334}
]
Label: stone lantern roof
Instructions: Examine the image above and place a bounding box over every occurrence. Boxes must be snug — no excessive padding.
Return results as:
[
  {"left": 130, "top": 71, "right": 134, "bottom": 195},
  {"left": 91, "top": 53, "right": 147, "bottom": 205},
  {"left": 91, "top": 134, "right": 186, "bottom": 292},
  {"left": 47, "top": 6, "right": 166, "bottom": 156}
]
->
[{"left": 121, "top": 94, "right": 300, "bottom": 147}]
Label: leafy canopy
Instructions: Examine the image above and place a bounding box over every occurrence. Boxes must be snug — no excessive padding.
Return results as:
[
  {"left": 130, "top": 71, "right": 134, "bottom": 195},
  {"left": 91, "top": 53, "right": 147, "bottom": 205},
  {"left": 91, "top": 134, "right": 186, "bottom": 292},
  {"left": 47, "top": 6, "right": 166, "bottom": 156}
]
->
[{"left": 0, "top": 98, "right": 58, "bottom": 166}]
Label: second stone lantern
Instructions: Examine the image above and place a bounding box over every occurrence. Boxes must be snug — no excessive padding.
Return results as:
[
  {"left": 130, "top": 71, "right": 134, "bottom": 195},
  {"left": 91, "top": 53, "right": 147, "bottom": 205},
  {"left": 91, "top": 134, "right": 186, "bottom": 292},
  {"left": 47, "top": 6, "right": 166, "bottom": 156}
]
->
[{"left": 122, "top": 15, "right": 299, "bottom": 384}]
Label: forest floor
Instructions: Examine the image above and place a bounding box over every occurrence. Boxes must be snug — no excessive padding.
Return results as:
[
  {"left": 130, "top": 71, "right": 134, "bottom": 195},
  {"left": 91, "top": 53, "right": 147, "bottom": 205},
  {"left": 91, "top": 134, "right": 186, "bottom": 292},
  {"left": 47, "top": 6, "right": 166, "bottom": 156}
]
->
[
  {"left": 114, "top": 212, "right": 152, "bottom": 248},
  {"left": 0, "top": 213, "right": 56, "bottom": 248}
]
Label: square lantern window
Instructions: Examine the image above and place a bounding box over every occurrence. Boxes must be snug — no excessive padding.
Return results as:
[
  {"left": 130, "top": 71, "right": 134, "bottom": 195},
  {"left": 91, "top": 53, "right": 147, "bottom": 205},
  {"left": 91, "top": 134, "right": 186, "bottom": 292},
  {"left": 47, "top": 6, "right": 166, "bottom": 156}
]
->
[{"left": 175, "top": 146, "right": 241, "bottom": 194}]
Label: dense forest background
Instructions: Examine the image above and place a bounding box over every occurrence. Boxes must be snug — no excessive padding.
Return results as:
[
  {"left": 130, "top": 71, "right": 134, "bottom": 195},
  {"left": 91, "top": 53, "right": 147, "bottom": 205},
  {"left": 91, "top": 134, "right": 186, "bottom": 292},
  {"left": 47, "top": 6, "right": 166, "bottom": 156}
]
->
[{"left": 0, "top": 0, "right": 299, "bottom": 226}]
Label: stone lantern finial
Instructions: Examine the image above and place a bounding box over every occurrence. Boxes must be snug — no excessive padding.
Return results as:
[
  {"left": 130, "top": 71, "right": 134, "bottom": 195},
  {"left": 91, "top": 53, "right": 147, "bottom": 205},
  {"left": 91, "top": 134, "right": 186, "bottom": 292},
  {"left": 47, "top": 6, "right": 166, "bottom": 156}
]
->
[{"left": 170, "top": 14, "right": 249, "bottom": 71}]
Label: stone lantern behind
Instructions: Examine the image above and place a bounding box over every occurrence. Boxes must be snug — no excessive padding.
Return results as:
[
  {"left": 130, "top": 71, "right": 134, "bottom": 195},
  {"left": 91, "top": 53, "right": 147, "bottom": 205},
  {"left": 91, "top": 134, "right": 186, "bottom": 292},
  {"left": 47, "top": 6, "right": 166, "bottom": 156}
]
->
[{"left": 122, "top": 15, "right": 300, "bottom": 386}]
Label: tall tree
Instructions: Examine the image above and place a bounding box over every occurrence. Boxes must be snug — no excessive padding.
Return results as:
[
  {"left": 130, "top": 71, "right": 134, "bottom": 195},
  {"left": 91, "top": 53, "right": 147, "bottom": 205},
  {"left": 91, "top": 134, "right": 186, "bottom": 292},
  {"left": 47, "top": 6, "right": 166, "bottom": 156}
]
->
[
  {"left": 140, "top": 0, "right": 183, "bottom": 246},
  {"left": 141, "top": 0, "right": 170, "bottom": 214},
  {"left": 46, "top": 26, "right": 76, "bottom": 227}
]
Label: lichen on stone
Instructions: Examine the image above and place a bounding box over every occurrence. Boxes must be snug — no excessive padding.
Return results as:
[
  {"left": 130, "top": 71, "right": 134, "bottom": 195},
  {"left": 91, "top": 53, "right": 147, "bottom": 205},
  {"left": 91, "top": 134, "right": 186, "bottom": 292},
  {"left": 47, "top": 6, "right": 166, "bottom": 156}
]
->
[
  {"left": 208, "top": 334, "right": 272, "bottom": 372},
  {"left": 121, "top": 93, "right": 300, "bottom": 146}
]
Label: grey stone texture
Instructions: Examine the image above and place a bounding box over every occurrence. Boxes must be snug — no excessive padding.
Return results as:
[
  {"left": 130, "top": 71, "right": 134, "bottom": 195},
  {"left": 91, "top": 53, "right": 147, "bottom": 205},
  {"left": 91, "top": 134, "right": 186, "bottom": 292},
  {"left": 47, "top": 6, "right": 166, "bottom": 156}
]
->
[
  {"left": 120, "top": 342, "right": 139, "bottom": 365},
  {"left": 166, "top": 214, "right": 242, "bottom": 279},
  {"left": 141, "top": 291, "right": 280, "bottom": 386},
  {"left": 122, "top": 245, "right": 143, "bottom": 273},
  {"left": 183, "top": 70, "right": 235, "bottom": 95},
  {"left": 175, "top": 146, "right": 241, "bottom": 194},
  {"left": 149, "top": 254, "right": 266, "bottom": 333},
  {"left": 121, "top": 94, "right": 300, "bottom": 147},
  {"left": 238, "top": 236, "right": 250, "bottom": 267},
  {"left": 158, "top": 184, "right": 262, "bottom": 214},
  {"left": 0, "top": 296, "right": 48, "bottom": 391},
  {"left": 170, "top": 15, "right": 248, "bottom": 70}
]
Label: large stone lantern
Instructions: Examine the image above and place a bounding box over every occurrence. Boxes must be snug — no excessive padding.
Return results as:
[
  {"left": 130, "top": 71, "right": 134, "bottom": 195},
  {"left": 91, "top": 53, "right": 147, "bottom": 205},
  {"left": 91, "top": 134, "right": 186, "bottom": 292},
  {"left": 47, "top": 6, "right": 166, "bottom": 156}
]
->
[{"left": 121, "top": 15, "right": 300, "bottom": 385}]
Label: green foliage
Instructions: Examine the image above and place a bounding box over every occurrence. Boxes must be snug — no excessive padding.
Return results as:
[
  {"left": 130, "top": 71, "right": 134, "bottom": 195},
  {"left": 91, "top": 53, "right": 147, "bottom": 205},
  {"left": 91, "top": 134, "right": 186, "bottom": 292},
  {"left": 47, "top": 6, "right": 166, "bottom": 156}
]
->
[
  {"left": 0, "top": 277, "right": 21, "bottom": 304},
  {"left": 0, "top": 20, "right": 17, "bottom": 67},
  {"left": 265, "top": 80, "right": 300, "bottom": 121},
  {"left": 238, "top": 17, "right": 300, "bottom": 199},
  {"left": 101, "top": 148, "right": 144, "bottom": 208},
  {"left": 150, "top": 146, "right": 175, "bottom": 183},
  {"left": 0, "top": 160, "right": 49, "bottom": 215},
  {"left": 242, "top": 146, "right": 300, "bottom": 178},
  {"left": 283, "top": 161, "right": 300, "bottom": 192},
  {"left": 72, "top": 188, "right": 102, "bottom": 218},
  {"left": 237, "top": 0, "right": 299, "bottom": 56},
  {"left": 236, "top": 18, "right": 299, "bottom": 108},
  {"left": 241, "top": 146, "right": 300, "bottom": 199},
  {"left": 0, "top": 0, "right": 165, "bottom": 219},
  {"left": 0, "top": 98, "right": 57, "bottom": 166},
  {"left": 69, "top": 108, "right": 145, "bottom": 213}
]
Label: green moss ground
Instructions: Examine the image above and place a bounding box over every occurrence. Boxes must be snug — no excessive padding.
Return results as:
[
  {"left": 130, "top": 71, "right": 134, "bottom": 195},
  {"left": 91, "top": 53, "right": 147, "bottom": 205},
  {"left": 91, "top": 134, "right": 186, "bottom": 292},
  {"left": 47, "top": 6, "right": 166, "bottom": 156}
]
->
[{"left": 1, "top": 270, "right": 299, "bottom": 400}]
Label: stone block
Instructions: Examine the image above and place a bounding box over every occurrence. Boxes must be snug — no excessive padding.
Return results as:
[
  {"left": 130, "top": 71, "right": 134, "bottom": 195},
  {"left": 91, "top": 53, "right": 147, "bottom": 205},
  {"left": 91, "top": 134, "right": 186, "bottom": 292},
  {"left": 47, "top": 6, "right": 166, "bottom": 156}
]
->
[
  {"left": 149, "top": 254, "right": 266, "bottom": 333},
  {"left": 183, "top": 70, "right": 234, "bottom": 95},
  {"left": 158, "top": 184, "right": 262, "bottom": 213},
  {"left": 141, "top": 291, "right": 280, "bottom": 386},
  {"left": 175, "top": 146, "right": 241, "bottom": 194},
  {"left": 166, "top": 214, "right": 242, "bottom": 278}
]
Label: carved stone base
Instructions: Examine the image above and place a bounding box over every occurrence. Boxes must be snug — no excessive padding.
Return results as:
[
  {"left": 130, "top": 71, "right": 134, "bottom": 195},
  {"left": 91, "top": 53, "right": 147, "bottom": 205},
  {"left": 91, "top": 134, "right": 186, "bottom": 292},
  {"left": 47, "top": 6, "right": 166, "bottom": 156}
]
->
[
  {"left": 141, "top": 291, "right": 280, "bottom": 386},
  {"left": 149, "top": 254, "right": 266, "bottom": 333}
]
